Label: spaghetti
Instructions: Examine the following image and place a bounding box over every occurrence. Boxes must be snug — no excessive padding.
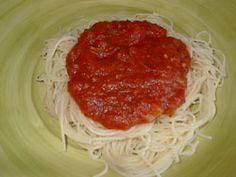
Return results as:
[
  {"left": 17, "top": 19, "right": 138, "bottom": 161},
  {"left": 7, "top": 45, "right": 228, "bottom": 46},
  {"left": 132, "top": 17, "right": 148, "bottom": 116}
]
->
[{"left": 39, "top": 13, "right": 225, "bottom": 177}]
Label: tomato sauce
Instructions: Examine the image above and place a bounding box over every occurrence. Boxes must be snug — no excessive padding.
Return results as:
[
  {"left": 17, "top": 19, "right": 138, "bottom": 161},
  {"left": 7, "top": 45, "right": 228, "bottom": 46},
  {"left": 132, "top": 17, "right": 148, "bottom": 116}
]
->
[{"left": 66, "top": 21, "right": 191, "bottom": 130}]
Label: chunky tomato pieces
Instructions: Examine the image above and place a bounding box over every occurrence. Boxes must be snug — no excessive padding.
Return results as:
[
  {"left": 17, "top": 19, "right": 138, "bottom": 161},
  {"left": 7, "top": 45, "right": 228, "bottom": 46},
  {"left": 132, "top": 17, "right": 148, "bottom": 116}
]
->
[{"left": 66, "top": 21, "right": 191, "bottom": 130}]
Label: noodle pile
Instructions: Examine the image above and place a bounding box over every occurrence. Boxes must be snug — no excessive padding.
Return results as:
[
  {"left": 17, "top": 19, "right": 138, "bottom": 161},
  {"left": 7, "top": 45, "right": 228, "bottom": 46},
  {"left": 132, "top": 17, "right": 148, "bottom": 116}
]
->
[{"left": 39, "top": 13, "right": 225, "bottom": 177}]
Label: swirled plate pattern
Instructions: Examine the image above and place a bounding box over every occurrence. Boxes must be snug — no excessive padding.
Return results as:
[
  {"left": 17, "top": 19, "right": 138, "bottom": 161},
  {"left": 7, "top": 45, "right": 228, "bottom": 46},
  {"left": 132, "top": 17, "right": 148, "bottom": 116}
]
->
[{"left": 0, "top": 0, "right": 236, "bottom": 177}]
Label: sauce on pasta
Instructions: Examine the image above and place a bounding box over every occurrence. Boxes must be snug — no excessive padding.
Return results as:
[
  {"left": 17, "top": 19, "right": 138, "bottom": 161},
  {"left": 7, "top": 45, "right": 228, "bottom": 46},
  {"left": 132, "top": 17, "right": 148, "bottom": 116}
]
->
[{"left": 66, "top": 21, "right": 191, "bottom": 130}]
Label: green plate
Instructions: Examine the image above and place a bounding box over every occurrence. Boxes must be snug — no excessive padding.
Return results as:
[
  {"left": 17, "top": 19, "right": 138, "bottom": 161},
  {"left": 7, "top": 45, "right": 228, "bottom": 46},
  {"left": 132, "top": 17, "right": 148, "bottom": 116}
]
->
[{"left": 0, "top": 0, "right": 235, "bottom": 177}]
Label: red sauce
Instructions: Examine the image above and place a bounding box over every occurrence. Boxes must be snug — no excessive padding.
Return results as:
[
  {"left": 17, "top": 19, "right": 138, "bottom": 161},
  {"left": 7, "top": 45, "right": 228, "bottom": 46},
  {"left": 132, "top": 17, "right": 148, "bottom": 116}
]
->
[{"left": 66, "top": 21, "right": 191, "bottom": 130}]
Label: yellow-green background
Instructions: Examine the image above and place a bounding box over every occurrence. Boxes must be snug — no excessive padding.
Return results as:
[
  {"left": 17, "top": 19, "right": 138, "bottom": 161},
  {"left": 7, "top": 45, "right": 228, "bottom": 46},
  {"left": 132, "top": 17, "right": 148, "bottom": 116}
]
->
[{"left": 0, "top": 0, "right": 235, "bottom": 177}]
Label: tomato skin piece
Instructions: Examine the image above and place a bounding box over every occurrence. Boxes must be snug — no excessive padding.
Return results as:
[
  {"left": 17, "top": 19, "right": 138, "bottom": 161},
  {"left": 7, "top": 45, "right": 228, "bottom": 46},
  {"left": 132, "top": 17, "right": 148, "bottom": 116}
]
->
[{"left": 66, "top": 20, "right": 191, "bottom": 130}]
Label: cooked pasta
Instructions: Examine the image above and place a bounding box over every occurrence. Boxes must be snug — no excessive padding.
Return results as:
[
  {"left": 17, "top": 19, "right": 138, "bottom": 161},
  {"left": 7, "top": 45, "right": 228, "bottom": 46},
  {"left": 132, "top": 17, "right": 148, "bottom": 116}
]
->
[{"left": 39, "top": 13, "right": 225, "bottom": 177}]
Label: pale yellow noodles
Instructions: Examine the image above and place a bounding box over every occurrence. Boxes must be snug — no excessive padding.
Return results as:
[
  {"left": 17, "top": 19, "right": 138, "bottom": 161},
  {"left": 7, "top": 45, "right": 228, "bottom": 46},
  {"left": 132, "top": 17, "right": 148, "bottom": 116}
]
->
[{"left": 39, "top": 13, "right": 225, "bottom": 177}]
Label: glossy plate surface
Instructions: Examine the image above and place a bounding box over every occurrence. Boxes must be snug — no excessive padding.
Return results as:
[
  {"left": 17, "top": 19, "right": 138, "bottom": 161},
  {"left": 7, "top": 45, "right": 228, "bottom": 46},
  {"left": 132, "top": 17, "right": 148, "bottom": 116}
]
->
[{"left": 0, "top": 0, "right": 235, "bottom": 177}]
